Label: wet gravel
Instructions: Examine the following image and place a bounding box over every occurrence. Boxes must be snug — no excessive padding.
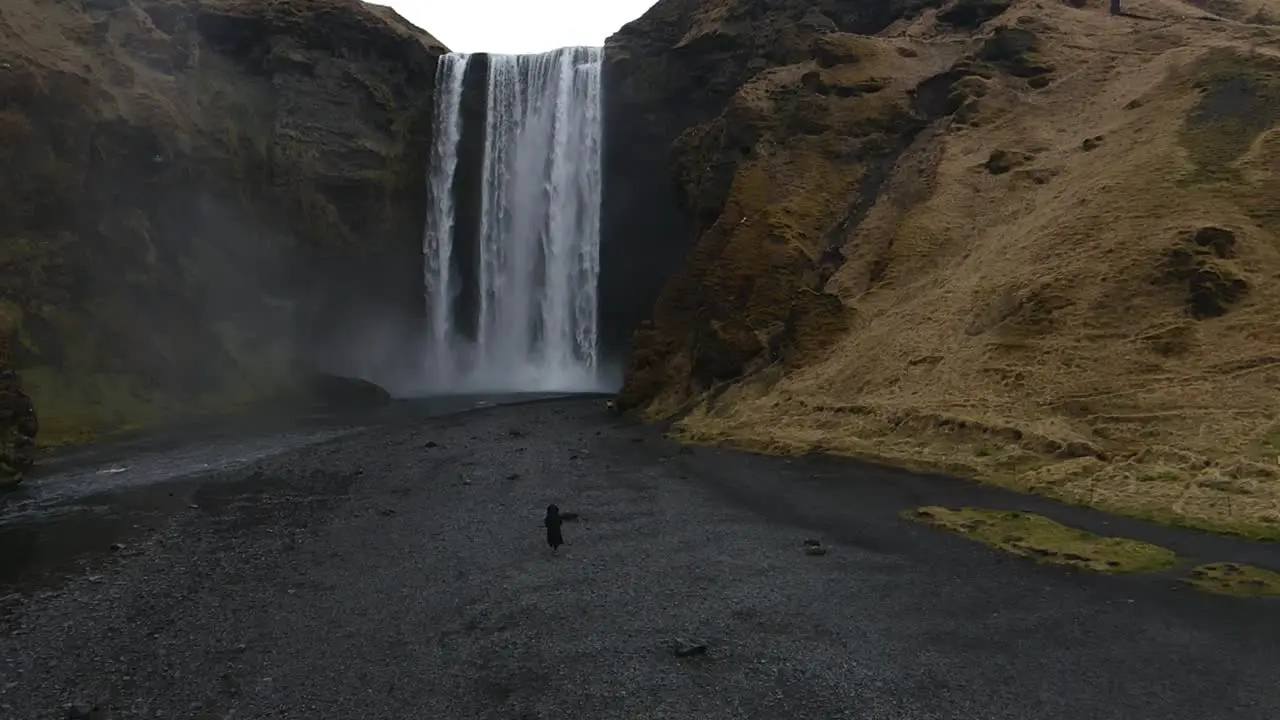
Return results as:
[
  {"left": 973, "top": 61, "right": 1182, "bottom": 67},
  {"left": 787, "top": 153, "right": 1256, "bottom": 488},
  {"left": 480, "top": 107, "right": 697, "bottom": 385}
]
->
[{"left": 2, "top": 397, "right": 1279, "bottom": 719}]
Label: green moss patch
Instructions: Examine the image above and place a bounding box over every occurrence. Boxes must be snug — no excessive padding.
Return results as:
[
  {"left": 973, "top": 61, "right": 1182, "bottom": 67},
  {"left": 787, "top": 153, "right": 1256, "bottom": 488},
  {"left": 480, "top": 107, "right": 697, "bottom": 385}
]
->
[
  {"left": 1182, "top": 562, "right": 1280, "bottom": 597},
  {"left": 907, "top": 506, "right": 1179, "bottom": 574},
  {"left": 22, "top": 366, "right": 263, "bottom": 448},
  {"left": 22, "top": 366, "right": 184, "bottom": 446}
]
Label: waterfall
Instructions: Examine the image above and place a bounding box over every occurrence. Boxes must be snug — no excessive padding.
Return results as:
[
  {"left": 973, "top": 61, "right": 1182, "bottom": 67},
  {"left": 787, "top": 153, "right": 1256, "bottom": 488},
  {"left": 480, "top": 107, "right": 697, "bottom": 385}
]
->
[
  {"left": 423, "top": 47, "right": 604, "bottom": 393},
  {"left": 424, "top": 53, "right": 469, "bottom": 383}
]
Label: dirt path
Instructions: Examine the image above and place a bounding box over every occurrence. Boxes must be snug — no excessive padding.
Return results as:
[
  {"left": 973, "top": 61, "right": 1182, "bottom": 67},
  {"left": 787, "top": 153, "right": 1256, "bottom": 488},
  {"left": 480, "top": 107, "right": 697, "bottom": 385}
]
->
[{"left": 1, "top": 397, "right": 1277, "bottom": 719}]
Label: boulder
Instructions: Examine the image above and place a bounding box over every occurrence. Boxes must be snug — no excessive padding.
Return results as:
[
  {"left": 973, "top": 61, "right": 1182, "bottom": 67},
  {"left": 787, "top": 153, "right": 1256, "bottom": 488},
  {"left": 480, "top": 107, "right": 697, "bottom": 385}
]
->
[
  {"left": 303, "top": 374, "right": 393, "bottom": 413},
  {"left": 0, "top": 369, "right": 38, "bottom": 487}
]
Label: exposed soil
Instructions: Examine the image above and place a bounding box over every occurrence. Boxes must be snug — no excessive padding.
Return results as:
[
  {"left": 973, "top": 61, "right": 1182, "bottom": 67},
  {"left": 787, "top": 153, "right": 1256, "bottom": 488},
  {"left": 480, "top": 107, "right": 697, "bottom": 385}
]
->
[{"left": 1, "top": 397, "right": 1278, "bottom": 719}]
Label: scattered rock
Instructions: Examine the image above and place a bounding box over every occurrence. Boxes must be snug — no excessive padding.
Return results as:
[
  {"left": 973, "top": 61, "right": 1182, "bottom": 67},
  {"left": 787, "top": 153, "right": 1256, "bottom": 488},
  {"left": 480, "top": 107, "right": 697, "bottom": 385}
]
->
[
  {"left": 937, "top": 0, "right": 1013, "bottom": 28},
  {"left": 508, "top": 429, "right": 525, "bottom": 438},
  {"left": 1191, "top": 226, "right": 1237, "bottom": 258},
  {"left": 983, "top": 149, "right": 1034, "bottom": 174},
  {"left": 976, "top": 27, "right": 1054, "bottom": 79},
  {"left": 1160, "top": 229, "right": 1249, "bottom": 319},
  {"left": 425, "top": 441, "right": 438, "bottom": 448},
  {"left": 803, "top": 538, "right": 830, "bottom": 555},
  {"left": 506, "top": 473, "right": 520, "bottom": 480},
  {"left": 1081, "top": 135, "right": 1105, "bottom": 151},
  {"left": 799, "top": 8, "right": 837, "bottom": 33},
  {"left": 1013, "top": 166, "right": 1058, "bottom": 185},
  {"left": 812, "top": 34, "right": 864, "bottom": 68},
  {"left": 669, "top": 639, "right": 707, "bottom": 658},
  {"left": 109, "top": 543, "right": 125, "bottom": 552},
  {"left": 66, "top": 704, "right": 110, "bottom": 720},
  {"left": 303, "top": 374, "right": 392, "bottom": 412}
]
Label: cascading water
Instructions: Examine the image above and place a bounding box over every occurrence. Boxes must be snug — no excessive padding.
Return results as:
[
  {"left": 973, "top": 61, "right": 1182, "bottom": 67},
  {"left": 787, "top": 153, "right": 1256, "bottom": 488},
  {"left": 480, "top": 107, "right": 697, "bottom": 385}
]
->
[
  {"left": 424, "top": 53, "right": 469, "bottom": 383},
  {"left": 423, "top": 47, "right": 604, "bottom": 393}
]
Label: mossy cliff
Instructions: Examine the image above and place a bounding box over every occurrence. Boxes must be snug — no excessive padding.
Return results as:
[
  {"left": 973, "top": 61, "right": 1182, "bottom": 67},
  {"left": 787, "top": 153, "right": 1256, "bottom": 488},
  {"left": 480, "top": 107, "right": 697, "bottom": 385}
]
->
[
  {"left": 607, "top": 0, "right": 959, "bottom": 414},
  {"left": 606, "top": 0, "right": 1280, "bottom": 539},
  {"left": 0, "top": 0, "right": 446, "bottom": 451}
]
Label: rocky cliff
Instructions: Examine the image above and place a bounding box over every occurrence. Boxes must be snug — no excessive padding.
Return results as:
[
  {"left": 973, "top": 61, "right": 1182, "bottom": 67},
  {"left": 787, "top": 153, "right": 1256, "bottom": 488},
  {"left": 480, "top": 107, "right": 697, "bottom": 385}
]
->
[
  {"left": 606, "top": 0, "right": 1280, "bottom": 538},
  {"left": 0, "top": 0, "right": 446, "bottom": 450}
]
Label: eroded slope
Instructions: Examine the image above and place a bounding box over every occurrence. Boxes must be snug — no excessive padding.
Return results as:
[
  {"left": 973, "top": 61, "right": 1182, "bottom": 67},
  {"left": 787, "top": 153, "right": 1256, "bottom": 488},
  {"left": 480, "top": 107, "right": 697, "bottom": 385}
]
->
[{"left": 618, "top": 0, "right": 1280, "bottom": 537}]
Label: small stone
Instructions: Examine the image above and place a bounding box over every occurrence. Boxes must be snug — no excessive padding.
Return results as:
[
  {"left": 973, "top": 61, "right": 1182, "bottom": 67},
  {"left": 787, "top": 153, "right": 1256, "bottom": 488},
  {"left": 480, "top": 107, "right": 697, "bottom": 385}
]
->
[
  {"left": 109, "top": 543, "right": 125, "bottom": 552},
  {"left": 802, "top": 538, "right": 822, "bottom": 547},
  {"left": 506, "top": 473, "right": 520, "bottom": 480},
  {"left": 805, "top": 545, "right": 829, "bottom": 556},
  {"left": 670, "top": 640, "right": 707, "bottom": 658},
  {"left": 425, "top": 441, "right": 438, "bottom": 448}
]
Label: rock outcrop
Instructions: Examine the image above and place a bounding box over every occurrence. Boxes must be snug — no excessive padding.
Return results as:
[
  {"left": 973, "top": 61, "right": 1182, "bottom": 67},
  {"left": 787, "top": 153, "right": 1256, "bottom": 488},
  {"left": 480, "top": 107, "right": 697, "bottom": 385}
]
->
[
  {"left": 605, "top": 0, "right": 1280, "bottom": 538},
  {"left": 600, "top": 0, "right": 945, "bottom": 366},
  {"left": 605, "top": 0, "right": 958, "bottom": 413},
  {"left": 0, "top": 0, "right": 446, "bottom": 445},
  {"left": 0, "top": 368, "right": 38, "bottom": 488}
]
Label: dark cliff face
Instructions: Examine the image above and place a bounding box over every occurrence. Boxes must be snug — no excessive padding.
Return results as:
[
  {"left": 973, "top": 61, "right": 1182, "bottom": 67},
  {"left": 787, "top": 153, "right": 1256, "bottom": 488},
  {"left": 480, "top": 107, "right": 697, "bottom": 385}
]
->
[
  {"left": 600, "top": 0, "right": 956, "bottom": 414},
  {"left": 0, "top": 0, "right": 446, "bottom": 444}
]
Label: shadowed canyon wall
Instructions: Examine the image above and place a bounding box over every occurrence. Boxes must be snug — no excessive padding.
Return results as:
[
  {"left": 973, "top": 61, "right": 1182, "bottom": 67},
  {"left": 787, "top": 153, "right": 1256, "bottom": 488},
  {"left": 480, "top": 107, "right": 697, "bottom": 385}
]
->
[
  {"left": 0, "top": 0, "right": 446, "bottom": 450},
  {"left": 599, "top": 0, "right": 950, "bottom": 409}
]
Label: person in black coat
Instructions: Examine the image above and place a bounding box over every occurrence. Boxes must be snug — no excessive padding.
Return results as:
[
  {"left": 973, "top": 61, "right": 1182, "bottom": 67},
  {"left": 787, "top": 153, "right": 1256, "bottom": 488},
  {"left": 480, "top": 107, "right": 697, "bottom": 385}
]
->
[{"left": 544, "top": 504, "right": 564, "bottom": 553}]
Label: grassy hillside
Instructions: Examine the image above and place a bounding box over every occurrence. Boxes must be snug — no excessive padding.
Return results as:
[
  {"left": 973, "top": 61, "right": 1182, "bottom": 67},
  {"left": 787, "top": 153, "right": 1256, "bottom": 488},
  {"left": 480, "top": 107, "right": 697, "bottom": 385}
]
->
[{"left": 621, "top": 0, "right": 1280, "bottom": 539}]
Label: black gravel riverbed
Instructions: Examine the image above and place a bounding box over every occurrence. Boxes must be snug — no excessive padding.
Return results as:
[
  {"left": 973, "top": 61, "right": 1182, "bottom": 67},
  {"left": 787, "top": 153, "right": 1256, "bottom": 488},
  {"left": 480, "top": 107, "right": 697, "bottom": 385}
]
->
[{"left": 2, "top": 396, "right": 1279, "bottom": 719}]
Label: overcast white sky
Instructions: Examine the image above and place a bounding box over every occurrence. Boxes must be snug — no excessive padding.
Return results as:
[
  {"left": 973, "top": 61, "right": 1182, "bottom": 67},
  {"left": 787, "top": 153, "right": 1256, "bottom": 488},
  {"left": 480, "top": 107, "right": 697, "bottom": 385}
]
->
[{"left": 377, "top": 0, "right": 659, "bottom": 54}]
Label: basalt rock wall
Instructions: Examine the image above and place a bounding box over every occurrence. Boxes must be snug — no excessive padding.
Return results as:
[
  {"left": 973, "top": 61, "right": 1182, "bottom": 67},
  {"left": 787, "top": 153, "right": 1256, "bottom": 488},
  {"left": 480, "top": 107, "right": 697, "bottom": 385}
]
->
[{"left": 0, "top": 0, "right": 448, "bottom": 444}]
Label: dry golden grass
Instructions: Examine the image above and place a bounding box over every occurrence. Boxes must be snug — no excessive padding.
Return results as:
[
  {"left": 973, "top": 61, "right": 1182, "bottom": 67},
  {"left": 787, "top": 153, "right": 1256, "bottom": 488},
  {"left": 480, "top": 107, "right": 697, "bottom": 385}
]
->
[
  {"left": 670, "top": 0, "right": 1280, "bottom": 539},
  {"left": 907, "top": 506, "right": 1180, "bottom": 573}
]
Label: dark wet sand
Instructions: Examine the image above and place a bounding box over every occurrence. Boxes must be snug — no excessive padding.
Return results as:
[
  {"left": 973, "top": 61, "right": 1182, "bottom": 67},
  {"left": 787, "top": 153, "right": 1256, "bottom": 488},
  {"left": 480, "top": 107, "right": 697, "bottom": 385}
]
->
[{"left": 1, "top": 396, "right": 1278, "bottom": 719}]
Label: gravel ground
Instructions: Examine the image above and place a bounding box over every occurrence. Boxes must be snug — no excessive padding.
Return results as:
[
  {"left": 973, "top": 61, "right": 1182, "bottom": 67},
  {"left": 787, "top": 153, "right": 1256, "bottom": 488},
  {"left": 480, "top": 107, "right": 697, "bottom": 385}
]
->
[{"left": 2, "top": 397, "right": 1279, "bottom": 719}]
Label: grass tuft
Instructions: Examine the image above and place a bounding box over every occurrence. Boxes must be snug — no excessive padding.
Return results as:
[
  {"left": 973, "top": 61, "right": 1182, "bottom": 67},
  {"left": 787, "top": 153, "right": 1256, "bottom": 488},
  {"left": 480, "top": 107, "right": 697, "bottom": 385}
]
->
[{"left": 1181, "top": 562, "right": 1280, "bottom": 597}]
